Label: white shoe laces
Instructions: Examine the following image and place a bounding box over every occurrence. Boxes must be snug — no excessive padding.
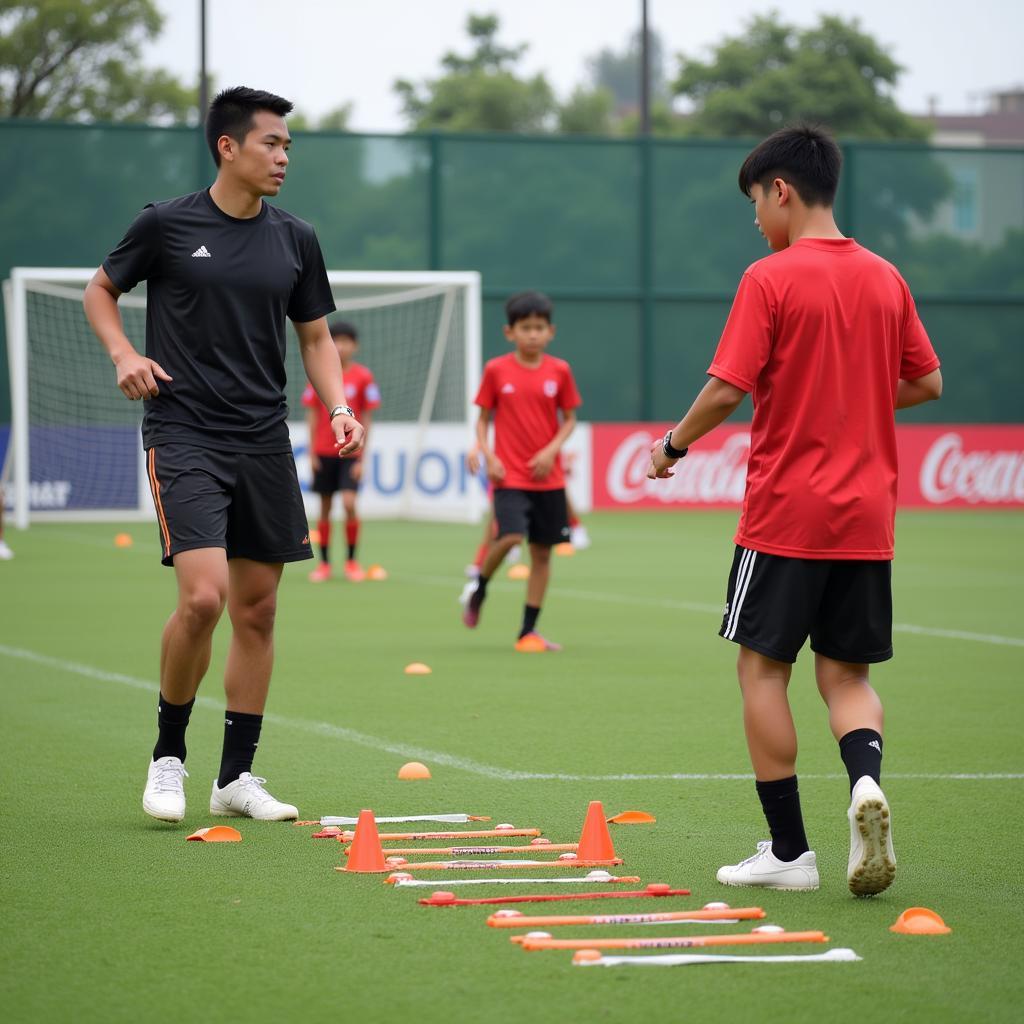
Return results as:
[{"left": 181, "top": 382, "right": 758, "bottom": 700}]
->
[
  {"left": 151, "top": 761, "right": 188, "bottom": 793},
  {"left": 737, "top": 841, "right": 773, "bottom": 867},
  {"left": 234, "top": 774, "right": 275, "bottom": 803}
]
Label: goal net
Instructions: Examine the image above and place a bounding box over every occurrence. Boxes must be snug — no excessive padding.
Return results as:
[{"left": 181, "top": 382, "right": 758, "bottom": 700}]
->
[{"left": 4, "top": 269, "right": 483, "bottom": 527}]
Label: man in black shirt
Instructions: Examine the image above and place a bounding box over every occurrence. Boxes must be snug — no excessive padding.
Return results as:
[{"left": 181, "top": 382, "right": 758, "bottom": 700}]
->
[{"left": 84, "top": 87, "right": 363, "bottom": 824}]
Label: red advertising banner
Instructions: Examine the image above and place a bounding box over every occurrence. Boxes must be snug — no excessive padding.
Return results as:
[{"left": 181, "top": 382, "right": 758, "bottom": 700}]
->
[{"left": 591, "top": 423, "right": 1024, "bottom": 510}]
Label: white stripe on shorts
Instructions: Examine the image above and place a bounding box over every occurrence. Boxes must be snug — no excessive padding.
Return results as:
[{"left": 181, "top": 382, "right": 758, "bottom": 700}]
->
[{"left": 725, "top": 548, "right": 757, "bottom": 640}]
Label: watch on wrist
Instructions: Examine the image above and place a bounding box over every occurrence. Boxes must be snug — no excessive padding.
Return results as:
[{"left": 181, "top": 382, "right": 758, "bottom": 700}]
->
[
  {"left": 662, "top": 430, "right": 688, "bottom": 460},
  {"left": 329, "top": 404, "right": 355, "bottom": 420}
]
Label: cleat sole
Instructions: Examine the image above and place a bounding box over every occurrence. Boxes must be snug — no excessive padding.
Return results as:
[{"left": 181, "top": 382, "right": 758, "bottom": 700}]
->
[{"left": 848, "top": 797, "right": 896, "bottom": 897}]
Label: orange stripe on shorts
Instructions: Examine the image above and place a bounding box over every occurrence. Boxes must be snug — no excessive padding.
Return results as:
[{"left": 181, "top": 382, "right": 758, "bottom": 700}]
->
[{"left": 148, "top": 450, "right": 172, "bottom": 558}]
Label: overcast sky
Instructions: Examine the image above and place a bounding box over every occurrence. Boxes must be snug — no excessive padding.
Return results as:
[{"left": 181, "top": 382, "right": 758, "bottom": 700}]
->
[{"left": 145, "top": 0, "right": 1023, "bottom": 130}]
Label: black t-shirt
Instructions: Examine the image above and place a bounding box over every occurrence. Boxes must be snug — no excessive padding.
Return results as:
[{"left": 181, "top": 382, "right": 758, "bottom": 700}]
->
[{"left": 103, "top": 189, "right": 336, "bottom": 452}]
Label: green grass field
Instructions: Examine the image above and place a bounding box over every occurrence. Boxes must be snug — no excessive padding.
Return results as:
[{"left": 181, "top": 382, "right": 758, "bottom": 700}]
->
[{"left": 2, "top": 510, "right": 1022, "bottom": 1023}]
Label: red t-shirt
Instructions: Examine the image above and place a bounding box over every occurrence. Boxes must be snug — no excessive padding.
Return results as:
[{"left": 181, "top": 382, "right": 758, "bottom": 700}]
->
[
  {"left": 708, "top": 238, "right": 940, "bottom": 560},
  {"left": 302, "top": 362, "right": 381, "bottom": 458},
  {"left": 475, "top": 352, "right": 582, "bottom": 491}
]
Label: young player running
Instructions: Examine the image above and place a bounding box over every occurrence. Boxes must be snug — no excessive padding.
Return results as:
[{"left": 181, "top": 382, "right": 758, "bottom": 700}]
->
[
  {"left": 304, "top": 320, "right": 380, "bottom": 582},
  {"left": 649, "top": 125, "right": 941, "bottom": 896},
  {"left": 84, "top": 87, "right": 363, "bottom": 824},
  {"left": 462, "top": 291, "right": 581, "bottom": 651}
]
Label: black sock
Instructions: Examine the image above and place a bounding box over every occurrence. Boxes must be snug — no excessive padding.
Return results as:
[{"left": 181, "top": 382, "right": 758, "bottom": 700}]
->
[
  {"left": 319, "top": 545, "right": 329, "bottom": 563},
  {"left": 839, "top": 728, "right": 883, "bottom": 793},
  {"left": 755, "top": 775, "right": 810, "bottom": 862},
  {"left": 217, "top": 711, "right": 263, "bottom": 789},
  {"left": 520, "top": 604, "right": 540, "bottom": 638},
  {"left": 153, "top": 694, "right": 194, "bottom": 763},
  {"left": 470, "top": 574, "right": 490, "bottom": 609},
  {"left": 347, "top": 543, "right": 356, "bottom": 560}
]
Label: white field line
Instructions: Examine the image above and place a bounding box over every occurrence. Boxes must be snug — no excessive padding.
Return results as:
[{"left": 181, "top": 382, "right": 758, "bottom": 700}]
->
[
  {"left": 408, "top": 573, "right": 1024, "bottom": 649},
  {"left": 2, "top": 643, "right": 1022, "bottom": 783}
]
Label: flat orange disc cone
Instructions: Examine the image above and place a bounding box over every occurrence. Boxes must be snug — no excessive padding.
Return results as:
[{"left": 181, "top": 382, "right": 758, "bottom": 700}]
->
[
  {"left": 186, "top": 826, "right": 242, "bottom": 842},
  {"left": 507, "top": 564, "right": 530, "bottom": 580},
  {"left": 607, "top": 810, "right": 656, "bottom": 824},
  {"left": 398, "top": 761, "right": 431, "bottom": 780},
  {"left": 404, "top": 663, "right": 432, "bottom": 675},
  {"left": 890, "top": 908, "right": 952, "bottom": 934}
]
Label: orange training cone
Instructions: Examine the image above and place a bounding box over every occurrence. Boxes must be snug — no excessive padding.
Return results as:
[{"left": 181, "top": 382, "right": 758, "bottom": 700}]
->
[
  {"left": 341, "top": 809, "right": 391, "bottom": 873},
  {"left": 890, "top": 908, "right": 952, "bottom": 935},
  {"left": 576, "top": 801, "right": 618, "bottom": 862}
]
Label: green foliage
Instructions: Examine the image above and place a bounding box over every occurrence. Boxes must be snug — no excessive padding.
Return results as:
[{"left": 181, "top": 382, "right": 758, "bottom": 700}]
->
[
  {"left": 0, "top": 0, "right": 195, "bottom": 123},
  {"left": 557, "top": 85, "right": 616, "bottom": 136},
  {"left": 394, "top": 13, "right": 556, "bottom": 133},
  {"left": 586, "top": 28, "right": 668, "bottom": 108},
  {"left": 673, "top": 12, "right": 929, "bottom": 140}
]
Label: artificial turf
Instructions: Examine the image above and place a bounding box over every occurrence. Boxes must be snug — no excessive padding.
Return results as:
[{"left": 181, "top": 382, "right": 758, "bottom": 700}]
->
[{"left": 2, "top": 510, "right": 1022, "bottom": 1023}]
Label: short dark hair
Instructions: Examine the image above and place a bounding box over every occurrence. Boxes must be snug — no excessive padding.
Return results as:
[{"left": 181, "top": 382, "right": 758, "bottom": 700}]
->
[
  {"left": 328, "top": 320, "right": 359, "bottom": 341},
  {"left": 737, "top": 124, "right": 842, "bottom": 207},
  {"left": 505, "top": 290, "right": 553, "bottom": 325},
  {"left": 205, "top": 86, "right": 293, "bottom": 166}
]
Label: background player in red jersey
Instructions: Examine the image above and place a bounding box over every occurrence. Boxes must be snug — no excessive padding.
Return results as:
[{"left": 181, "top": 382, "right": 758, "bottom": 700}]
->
[
  {"left": 462, "top": 291, "right": 581, "bottom": 651},
  {"left": 649, "top": 125, "right": 941, "bottom": 897},
  {"left": 304, "top": 321, "right": 380, "bottom": 582}
]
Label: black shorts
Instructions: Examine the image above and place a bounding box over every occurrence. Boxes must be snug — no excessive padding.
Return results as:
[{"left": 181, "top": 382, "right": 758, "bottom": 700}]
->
[
  {"left": 719, "top": 545, "right": 893, "bottom": 664},
  {"left": 312, "top": 456, "right": 360, "bottom": 495},
  {"left": 493, "top": 488, "right": 570, "bottom": 547},
  {"left": 147, "top": 444, "right": 313, "bottom": 567}
]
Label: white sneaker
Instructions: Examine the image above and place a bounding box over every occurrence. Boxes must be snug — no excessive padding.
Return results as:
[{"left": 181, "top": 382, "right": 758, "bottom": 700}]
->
[
  {"left": 458, "top": 579, "right": 477, "bottom": 606},
  {"left": 0, "top": 539, "right": 13, "bottom": 560},
  {"left": 210, "top": 773, "right": 298, "bottom": 820},
  {"left": 570, "top": 525, "right": 591, "bottom": 550},
  {"left": 847, "top": 776, "right": 896, "bottom": 897},
  {"left": 717, "top": 840, "right": 819, "bottom": 891},
  {"left": 143, "top": 756, "right": 188, "bottom": 822}
]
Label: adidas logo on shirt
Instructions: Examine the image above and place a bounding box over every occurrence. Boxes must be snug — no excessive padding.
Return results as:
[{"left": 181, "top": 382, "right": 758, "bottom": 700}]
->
[{"left": 192, "top": 245, "right": 212, "bottom": 258}]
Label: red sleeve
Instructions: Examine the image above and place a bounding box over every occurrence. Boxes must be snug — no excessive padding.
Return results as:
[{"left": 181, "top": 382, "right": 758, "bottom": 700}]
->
[
  {"left": 899, "top": 284, "right": 941, "bottom": 380},
  {"left": 707, "top": 272, "right": 774, "bottom": 393},
  {"left": 301, "top": 383, "right": 317, "bottom": 408},
  {"left": 474, "top": 362, "right": 497, "bottom": 409},
  {"left": 559, "top": 363, "right": 582, "bottom": 410}
]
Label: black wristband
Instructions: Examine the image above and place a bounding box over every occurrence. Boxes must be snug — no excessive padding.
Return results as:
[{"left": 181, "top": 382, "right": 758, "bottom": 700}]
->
[{"left": 663, "top": 430, "right": 688, "bottom": 460}]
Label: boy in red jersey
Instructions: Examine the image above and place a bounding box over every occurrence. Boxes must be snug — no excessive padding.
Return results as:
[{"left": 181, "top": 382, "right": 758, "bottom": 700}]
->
[
  {"left": 304, "top": 321, "right": 380, "bottom": 582},
  {"left": 463, "top": 291, "right": 581, "bottom": 651},
  {"left": 649, "top": 125, "right": 942, "bottom": 896}
]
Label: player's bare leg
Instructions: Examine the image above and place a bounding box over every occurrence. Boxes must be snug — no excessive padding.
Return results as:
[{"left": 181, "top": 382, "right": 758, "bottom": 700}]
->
[
  {"left": 161, "top": 547, "right": 229, "bottom": 704},
  {"left": 716, "top": 646, "right": 816, "bottom": 886},
  {"left": 210, "top": 558, "right": 296, "bottom": 820},
  {"left": 341, "top": 488, "right": 364, "bottom": 581},
  {"left": 143, "top": 548, "right": 228, "bottom": 821},
  {"left": 223, "top": 558, "right": 283, "bottom": 715},
  {"left": 310, "top": 492, "right": 334, "bottom": 581},
  {"left": 462, "top": 533, "right": 521, "bottom": 628},
  {"left": 816, "top": 654, "right": 894, "bottom": 895},
  {"left": 514, "top": 543, "right": 561, "bottom": 651}
]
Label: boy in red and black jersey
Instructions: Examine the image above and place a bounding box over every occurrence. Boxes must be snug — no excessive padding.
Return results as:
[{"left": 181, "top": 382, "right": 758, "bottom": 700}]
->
[
  {"left": 649, "top": 125, "right": 941, "bottom": 896},
  {"left": 304, "top": 321, "right": 381, "bottom": 582},
  {"left": 463, "top": 291, "right": 581, "bottom": 651}
]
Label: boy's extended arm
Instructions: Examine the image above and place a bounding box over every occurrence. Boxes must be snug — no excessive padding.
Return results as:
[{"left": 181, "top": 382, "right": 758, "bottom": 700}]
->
[
  {"left": 84, "top": 267, "right": 172, "bottom": 400},
  {"left": 649, "top": 376, "right": 747, "bottom": 479},
  {"left": 295, "top": 318, "right": 364, "bottom": 456},
  {"left": 528, "top": 409, "right": 577, "bottom": 480},
  {"left": 896, "top": 368, "right": 943, "bottom": 410}
]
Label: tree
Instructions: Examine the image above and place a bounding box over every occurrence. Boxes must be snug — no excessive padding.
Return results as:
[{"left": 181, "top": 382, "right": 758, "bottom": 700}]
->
[
  {"left": 673, "top": 13, "right": 929, "bottom": 140},
  {"left": 0, "top": 0, "right": 194, "bottom": 123},
  {"left": 394, "top": 14, "right": 556, "bottom": 133},
  {"left": 587, "top": 28, "right": 668, "bottom": 111}
]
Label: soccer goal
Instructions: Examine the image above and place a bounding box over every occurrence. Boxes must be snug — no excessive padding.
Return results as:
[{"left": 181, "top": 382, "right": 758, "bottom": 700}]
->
[{"left": 3, "top": 268, "right": 483, "bottom": 528}]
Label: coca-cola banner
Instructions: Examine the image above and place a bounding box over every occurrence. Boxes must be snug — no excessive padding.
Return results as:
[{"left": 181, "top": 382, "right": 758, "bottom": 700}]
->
[{"left": 591, "top": 424, "right": 1024, "bottom": 509}]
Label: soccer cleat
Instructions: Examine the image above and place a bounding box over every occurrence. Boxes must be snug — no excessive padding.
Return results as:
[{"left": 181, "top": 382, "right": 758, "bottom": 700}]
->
[
  {"left": 570, "top": 524, "right": 591, "bottom": 550},
  {"left": 847, "top": 776, "right": 896, "bottom": 897},
  {"left": 143, "top": 756, "right": 188, "bottom": 822},
  {"left": 308, "top": 562, "right": 332, "bottom": 582},
  {"left": 0, "top": 539, "right": 13, "bottom": 560},
  {"left": 458, "top": 579, "right": 478, "bottom": 607},
  {"left": 210, "top": 773, "right": 298, "bottom": 821},
  {"left": 716, "top": 841, "right": 819, "bottom": 891},
  {"left": 462, "top": 583, "right": 485, "bottom": 628},
  {"left": 344, "top": 559, "right": 365, "bottom": 582},
  {"left": 514, "top": 632, "right": 562, "bottom": 653}
]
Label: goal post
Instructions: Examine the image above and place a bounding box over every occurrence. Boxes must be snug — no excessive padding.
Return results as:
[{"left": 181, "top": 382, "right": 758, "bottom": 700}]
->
[{"left": 4, "top": 267, "right": 484, "bottom": 527}]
